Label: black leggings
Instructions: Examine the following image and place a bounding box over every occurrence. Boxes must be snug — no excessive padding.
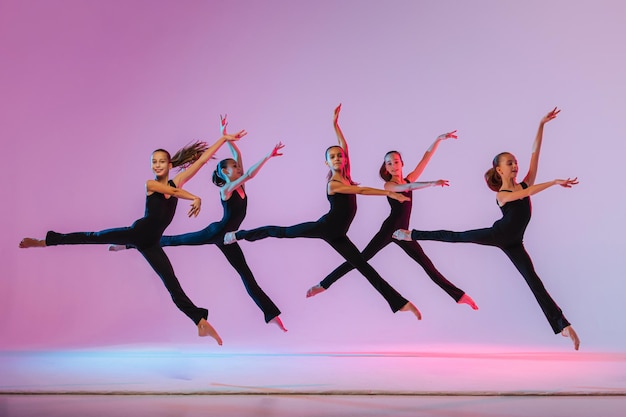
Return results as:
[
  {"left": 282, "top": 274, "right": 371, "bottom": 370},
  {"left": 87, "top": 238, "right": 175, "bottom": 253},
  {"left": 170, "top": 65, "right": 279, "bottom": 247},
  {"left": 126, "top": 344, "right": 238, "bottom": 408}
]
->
[
  {"left": 235, "top": 222, "right": 409, "bottom": 312},
  {"left": 45, "top": 229, "right": 208, "bottom": 325},
  {"left": 161, "top": 229, "right": 281, "bottom": 323},
  {"left": 410, "top": 228, "right": 570, "bottom": 334},
  {"left": 319, "top": 226, "right": 465, "bottom": 302}
]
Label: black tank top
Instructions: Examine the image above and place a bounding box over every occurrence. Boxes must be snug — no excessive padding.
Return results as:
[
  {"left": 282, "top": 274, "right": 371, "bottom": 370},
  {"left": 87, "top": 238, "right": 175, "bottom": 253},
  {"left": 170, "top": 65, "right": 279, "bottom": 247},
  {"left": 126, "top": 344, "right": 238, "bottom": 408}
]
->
[
  {"left": 383, "top": 178, "right": 412, "bottom": 230},
  {"left": 493, "top": 182, "right": 531, "bottom": 241},
  {"left": 319, "top": 180, "right": 357, "bottom": 235},
  {"left": 219, "top": 190, "right": 247, "bottom": 232},
  {"left": 135, "top": 179, "right": 178, "bottom": 240}
]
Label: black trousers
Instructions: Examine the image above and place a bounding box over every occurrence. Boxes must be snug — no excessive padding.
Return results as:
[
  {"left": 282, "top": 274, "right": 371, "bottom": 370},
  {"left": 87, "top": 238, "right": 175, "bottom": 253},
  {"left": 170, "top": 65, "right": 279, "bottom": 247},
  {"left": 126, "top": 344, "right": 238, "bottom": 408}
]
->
[
  {"left": 319, "top": 225, "right": 465, "bottom": 302},
  {"left": 161, "top": 229, "right": 281, "bottom": 323},
  {"left": 235, "top": 222, "right": 409, "bottom": 312},
  {"left": 410, "top": 228, "right": 571, "bottom": 333},
  {"left": 45, "top": 229, "right": 208, "bottom": 325}
]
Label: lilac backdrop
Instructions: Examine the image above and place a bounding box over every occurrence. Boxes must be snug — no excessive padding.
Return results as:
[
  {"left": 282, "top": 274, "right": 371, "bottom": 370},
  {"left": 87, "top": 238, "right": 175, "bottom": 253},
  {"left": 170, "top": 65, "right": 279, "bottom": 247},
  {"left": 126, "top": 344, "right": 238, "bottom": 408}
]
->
[{"left": 2, "top": 0, "right": 625, "bottom": 352}]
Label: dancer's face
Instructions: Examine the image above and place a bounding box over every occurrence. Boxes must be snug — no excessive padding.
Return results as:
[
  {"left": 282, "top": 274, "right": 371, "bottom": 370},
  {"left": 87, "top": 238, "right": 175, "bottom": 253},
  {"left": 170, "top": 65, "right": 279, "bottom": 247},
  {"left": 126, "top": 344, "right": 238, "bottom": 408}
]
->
[
  {"left": 222, "top": 159, "right": 243, "bottom": 180},
  {"left": 326, "top": 146, "right": 346, "bottom": 171},
  {"left": 151, "top": 151, "right": 172, "bottom": 178},
  {"left": 496, "top": 153, "right": 518, "bottom": 180},
  {"left": 384, "top": 153, "right": 404, "bottom": 177}
]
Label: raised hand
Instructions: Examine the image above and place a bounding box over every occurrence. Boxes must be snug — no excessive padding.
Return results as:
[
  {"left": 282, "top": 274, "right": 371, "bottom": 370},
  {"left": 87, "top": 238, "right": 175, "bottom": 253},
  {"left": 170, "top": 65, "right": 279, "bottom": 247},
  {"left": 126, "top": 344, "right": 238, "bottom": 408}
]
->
[
  {"left": 269, "top": 142, "right": 285, "bottom": 158},
  {"left": 220, "top": 114, "right": 228, "bottom": 135},
  {"left": 188, "top": 197, "right": 201, "bottom": 217},
  {"left": 224, "top": 129, "right": 247, "bottom": 141},
  {"left": 541, "top": 107, "right": 561, "bottom": 125},
  {"left": 333, "top": 103, "right": 342, "bottom": 125},
  {"left": 555, "top": 177, "right": 578, "bottom": 188},
  {"left": 437, "top": 130, "right": 458, "bottom": 141}
]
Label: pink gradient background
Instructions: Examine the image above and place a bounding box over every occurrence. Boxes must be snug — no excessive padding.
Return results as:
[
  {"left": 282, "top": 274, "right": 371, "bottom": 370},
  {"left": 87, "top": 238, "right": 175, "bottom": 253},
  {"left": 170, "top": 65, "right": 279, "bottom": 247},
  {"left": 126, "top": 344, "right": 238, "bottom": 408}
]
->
[{"left": 2, "top": 0, "right": 624, "bottom": 352}]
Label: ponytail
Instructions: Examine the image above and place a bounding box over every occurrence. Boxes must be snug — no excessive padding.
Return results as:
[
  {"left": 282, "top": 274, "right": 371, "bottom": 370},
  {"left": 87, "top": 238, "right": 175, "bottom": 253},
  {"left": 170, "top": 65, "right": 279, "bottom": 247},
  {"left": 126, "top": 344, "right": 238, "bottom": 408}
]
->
[
  {"left": 170, "top": 141, "right": 210, "bottom": 170},
  {"left": 484, "top": 152, "right": 509, "bottom": 192}
]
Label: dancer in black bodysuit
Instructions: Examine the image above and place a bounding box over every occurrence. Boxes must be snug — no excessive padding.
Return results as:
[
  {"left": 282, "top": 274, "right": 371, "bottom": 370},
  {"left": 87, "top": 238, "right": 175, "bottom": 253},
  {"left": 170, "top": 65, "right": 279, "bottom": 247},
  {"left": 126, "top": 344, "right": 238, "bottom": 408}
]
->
[
  {"left": 110, "top": 116, "right": 287, "bottom": 331},
  {"left": 225, "top": 104, "right": 422, "bottom": 319},
  {"left": 306, "top": 133, "right": 478, "bottom": 310},
  {"left": 19, "top": 131, "right": 247, "bottom": 345},
  {"left": 393, "top": 107, "right": 581, "bottom": 350}
]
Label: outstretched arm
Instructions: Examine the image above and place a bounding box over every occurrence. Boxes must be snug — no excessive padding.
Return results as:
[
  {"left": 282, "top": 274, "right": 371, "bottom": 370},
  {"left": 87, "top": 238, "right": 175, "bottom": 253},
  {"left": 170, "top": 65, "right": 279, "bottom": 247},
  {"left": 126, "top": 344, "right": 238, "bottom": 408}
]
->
[
  {"left": 221, "top": 142, "right": 285, "bottom": 199},
  {"left": 146, "top": 180, "right": 202, "bottom": 217},
  {"left": 497, "top": 177, "right": 578, "bottom": 206},
  {"left": 406, "top": 131, "right": 457, "bottom": 182},
  {"left": 174, "top": 129, "right": 247, "bottom": 189},
  {"left": 328, "top": 180, "right": 410, "bottom": 203},
  {"left": 523, "top": 107, "right": 560, "bottom": 186},
  {"left": 385, "top": 179, "right": 449, "bottom": 192},
  {"left": 333, "top": 104, "right": 349, "bottom": 155}
]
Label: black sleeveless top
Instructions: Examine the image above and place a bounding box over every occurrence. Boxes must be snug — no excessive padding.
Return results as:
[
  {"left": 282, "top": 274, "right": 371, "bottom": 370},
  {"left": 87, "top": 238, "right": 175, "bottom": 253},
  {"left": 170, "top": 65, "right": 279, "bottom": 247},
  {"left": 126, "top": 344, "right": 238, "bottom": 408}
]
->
[
  {"left": 219, "top": 190, "right": 247, "bottom": 233},
  {"left": 383, "top": 178, "right": 413, "bottom": 230},
  {"left": 493, "top": 182, "right": 532, "bottom": 241},
  {"left": 134, "top": 179, "right": 178, "bottom": 241},
  {"left": 319, "top": 180, "right": 357, "bottom": 235}
]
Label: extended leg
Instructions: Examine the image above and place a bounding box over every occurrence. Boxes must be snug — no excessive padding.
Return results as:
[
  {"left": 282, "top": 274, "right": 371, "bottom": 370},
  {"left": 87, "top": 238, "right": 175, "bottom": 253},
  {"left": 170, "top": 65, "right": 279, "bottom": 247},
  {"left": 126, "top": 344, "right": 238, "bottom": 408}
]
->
[
  {"left": 161, "top": 223, "right": 222, "bottom": 247},
  {"left": 410, "top": 227, "right": 499, "bottom": 246},
  {"left": 232, "top": 221, "right": 325, "bottom": 243},
  {"left": 327, "top": 236, "right": 420, "bottom": 318},
  {"left": 139, "top": 245, "right": 222, "bottom": 345},
  {"left": 396, "top": 240, "right": 469, "bottom": 303},
  {"left": 318, "top": 229, "right": 391, "bottom": 290},
  {"left": 217, "top": 243, "right": 283, "bottom": 327},
  {"left": 501, "top": 244, "right": 571, "bottom": 335},
  {"left": 44, "top": 228, "right": 139, "bottom": 246}
]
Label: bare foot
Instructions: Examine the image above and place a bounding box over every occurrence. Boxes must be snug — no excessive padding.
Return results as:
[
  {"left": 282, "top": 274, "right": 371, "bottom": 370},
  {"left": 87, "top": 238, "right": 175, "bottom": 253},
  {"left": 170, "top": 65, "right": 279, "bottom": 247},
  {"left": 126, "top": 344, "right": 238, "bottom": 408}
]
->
[
  {"left": 19, "top": 238, "right": 46, "bottom": 248},
  {"left": 561, "top": 325, "right": 580, "bottom": 351},
  {"left": 223, "top": 232, "right": 237, "bottom": 245},
  {"left": 457, "top": 294, "right": 479, "bottom": 310},
  {"left": 108, "top": 244, "right": 126, "bottom": 252},
  {"left": 269, "top": 316, "right": 288, "bottom": 332},
  {"left": 306, "top": 284, "right": 326, "bottom": 298},
  {"left": 198, "top": 318, "right": 223, "bottom": 345},
  {"left": 399, "top": 302, "right": 422, "bottom": 320}
]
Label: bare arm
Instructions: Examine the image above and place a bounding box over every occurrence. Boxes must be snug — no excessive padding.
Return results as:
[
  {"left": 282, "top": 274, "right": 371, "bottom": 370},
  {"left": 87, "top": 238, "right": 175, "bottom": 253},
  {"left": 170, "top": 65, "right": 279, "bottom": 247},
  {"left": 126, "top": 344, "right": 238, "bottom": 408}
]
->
[
  {"left": 497, "top": 177, "right": 578, "bottom": 206},
  {"left": 328, "top": 180, "right": 410, "bottom": 202},
  {"left": 174, "top": 130, "right": 247, "bottom": 189},
  {"left": 384, "top": 179, "right": 449, "bottom": 192},
  {"left": 146, "top": 180, "right": 202, "bottom": 217},
  {"left": 406, "top": 131, "right": 457, "bottom": 182},
  {"left": 333, "top": 104, "right": 349, "bottom": 155},
  {"left": 221, "top": 114, "right": 243, "bottom": 168},
  {"left": 523, "top": 107, "right": 560, "bottom": 186},
  {"left": 221, "top": 142, "right": 285, "bottom": 199}
]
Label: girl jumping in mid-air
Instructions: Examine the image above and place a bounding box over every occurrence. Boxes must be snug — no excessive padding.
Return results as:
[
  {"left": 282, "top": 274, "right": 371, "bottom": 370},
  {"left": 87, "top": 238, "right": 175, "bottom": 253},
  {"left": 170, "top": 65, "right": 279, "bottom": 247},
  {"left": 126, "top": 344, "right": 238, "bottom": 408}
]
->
[
  {"left": 224, "top": 104, "right": 422, "bottom": 320},
  {"left": 307, "top": 132, "right": 478, "bottom": 310},
  {"left": 393, "top": 107, "right": 580, "bottom": 350},
  {"left": 19, "top": 130, "right": 247, "bottom": 346},
  {"left": 110, "top": 116, "right": 287, "bottom": 331}
]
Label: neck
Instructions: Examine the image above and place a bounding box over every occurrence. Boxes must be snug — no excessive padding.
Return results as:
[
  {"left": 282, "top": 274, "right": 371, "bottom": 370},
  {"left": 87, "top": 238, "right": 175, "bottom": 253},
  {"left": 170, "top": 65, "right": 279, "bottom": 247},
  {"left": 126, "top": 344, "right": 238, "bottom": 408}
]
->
[
  {"left": 390, "top": 173, "right": 403, "bottom": 183},
  {"left": 155, "top": 174, "right": 169, "bottom": 183},
  {"left": 501, "top": 178, "right": 517, "bottom": 190}
]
